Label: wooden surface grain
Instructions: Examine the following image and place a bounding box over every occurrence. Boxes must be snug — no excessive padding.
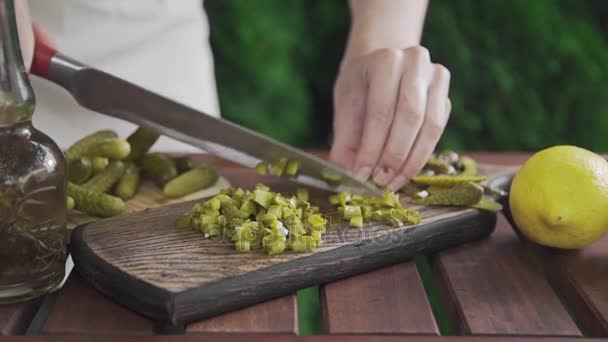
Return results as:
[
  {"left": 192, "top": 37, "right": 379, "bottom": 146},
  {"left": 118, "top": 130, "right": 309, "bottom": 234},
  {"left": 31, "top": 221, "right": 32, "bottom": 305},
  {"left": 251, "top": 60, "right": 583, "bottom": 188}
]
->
[
  {"left": 432, "top": 214, "right": 581, "bottom": 336},
  {"left": 186, "top": 295, "right": 298, "bottom": 334},
  {"left": 321, "top": 262, "right": 438, "bottom": 335},
  {"left": 41, "top": 273, "right": 156, "bottom": 335},
  {"left": 541, "top": 236, "right": 608, "bottom": 337},
  {"left": 0, "top": 299, "right": 41, "bottom": 335}
]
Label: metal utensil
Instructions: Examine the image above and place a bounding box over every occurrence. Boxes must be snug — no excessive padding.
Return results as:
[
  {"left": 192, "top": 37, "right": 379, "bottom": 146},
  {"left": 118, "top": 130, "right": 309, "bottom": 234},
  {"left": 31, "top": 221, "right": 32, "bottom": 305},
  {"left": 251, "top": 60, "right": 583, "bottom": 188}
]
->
[{"left": 30, "top": 39, "right": 383, "bottom": 196}]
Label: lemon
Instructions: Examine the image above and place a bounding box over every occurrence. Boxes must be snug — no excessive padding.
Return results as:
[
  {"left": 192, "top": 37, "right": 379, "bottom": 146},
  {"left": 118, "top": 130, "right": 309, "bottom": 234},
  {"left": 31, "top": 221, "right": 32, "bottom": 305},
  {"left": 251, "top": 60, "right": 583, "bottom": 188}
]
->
[{"left": 509, "top": 145, "right": 608, "bottom": 249}]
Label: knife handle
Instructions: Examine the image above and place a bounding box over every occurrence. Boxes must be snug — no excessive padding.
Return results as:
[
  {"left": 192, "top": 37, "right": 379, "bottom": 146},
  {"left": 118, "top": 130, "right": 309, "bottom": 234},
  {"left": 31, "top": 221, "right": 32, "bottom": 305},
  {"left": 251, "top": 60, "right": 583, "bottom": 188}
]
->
[{"left": 31, "top": 35, "right": 57, "bottom": 78}]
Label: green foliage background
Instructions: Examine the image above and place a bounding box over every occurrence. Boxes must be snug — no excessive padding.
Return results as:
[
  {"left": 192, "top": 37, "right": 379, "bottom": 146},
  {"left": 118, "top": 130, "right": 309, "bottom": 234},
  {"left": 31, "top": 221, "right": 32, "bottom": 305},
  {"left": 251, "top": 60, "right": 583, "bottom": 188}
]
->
[{"left": 204, "top": 0, "right": 608, "bottom": 152}]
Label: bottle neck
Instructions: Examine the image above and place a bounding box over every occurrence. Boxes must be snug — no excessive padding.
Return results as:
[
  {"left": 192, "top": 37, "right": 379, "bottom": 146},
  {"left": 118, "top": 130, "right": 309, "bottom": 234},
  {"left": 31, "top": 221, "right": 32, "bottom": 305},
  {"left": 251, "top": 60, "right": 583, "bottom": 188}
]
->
[{"left": 0, "top": 0, "right": 35, "bottom": 126}]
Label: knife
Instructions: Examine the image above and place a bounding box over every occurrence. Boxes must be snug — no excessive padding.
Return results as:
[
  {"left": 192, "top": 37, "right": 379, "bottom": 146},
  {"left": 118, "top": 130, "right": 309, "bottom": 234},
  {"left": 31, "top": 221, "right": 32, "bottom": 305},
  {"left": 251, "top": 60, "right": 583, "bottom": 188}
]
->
[{"left": 30, "top": 39, "right": 383, "bottom": 197}]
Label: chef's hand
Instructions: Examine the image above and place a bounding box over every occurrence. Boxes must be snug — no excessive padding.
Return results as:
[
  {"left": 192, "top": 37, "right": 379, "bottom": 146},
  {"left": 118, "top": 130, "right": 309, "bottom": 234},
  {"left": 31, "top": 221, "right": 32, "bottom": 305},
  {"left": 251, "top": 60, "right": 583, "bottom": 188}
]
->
[{"left": 329, "top": 46, "right": 451, "bottom": 192}]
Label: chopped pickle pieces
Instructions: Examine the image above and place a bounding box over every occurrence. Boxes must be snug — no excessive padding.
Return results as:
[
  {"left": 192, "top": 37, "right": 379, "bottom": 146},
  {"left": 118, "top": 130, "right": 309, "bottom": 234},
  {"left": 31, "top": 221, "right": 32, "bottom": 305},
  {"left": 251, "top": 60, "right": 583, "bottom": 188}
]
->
[
  {"left": 255, "top": 162, "right": 268, "bottom": 175},
  {"left": 176, "top": 183, "right": 328, "bottom": 255},
  {"left": 329, "top": 189, "right": 420, "bottom": 228},
  {"left": 286, "top": 160, "right": 299, "bottom": 176},
  {"left": 271, "top": 158, "right": 288, "bottom": 176}
]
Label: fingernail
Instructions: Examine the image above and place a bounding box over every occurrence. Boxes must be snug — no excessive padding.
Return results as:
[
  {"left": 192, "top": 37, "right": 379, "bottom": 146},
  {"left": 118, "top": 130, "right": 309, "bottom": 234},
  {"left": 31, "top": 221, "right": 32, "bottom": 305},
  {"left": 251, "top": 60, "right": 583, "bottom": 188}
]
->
[
  {"left": 388, "top": 175, "right": 408, "bottom": 192},
  {"left": 373, "top": 166, "right": 394, "bottom": 186},
  {"left": 354, "top": 166, "right": 372, "bottom": 181}
]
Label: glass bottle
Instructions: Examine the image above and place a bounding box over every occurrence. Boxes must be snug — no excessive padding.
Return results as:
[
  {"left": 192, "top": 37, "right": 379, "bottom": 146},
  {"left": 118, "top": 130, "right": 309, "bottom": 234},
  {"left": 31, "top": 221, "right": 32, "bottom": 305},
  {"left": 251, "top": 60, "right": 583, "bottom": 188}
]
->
[{"left": 0, "top": 0, "right": 67, "bottom": 303}]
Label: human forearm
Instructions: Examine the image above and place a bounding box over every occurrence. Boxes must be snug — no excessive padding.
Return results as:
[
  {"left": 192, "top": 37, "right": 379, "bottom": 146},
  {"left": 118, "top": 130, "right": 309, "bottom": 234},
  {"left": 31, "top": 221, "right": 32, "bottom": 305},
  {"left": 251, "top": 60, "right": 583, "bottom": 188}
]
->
[{"left": 344, "top": 0, "right": 428, "bottom": 61}]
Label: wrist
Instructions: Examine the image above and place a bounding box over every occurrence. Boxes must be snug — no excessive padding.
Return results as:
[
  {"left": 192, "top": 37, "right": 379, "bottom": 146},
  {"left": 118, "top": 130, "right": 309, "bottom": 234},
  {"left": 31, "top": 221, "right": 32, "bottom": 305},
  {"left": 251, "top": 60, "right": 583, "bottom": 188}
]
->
[{"left": 341, "top": 24, "right": 422, "bottom": 66}]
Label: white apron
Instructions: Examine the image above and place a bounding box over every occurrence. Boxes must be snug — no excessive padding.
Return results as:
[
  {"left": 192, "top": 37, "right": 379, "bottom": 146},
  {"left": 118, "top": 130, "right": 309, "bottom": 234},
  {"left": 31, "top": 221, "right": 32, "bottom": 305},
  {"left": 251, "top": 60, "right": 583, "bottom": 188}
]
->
[{"left": 28, "top": 0, "right": 221, "bottom": 153}]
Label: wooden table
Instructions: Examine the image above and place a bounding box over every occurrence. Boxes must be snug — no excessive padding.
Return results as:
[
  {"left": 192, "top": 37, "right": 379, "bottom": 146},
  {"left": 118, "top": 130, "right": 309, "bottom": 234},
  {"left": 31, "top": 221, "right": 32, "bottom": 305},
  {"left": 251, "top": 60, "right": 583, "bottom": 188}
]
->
[{"left": 1, "top": 152, "right": 607, "bottom": 341}]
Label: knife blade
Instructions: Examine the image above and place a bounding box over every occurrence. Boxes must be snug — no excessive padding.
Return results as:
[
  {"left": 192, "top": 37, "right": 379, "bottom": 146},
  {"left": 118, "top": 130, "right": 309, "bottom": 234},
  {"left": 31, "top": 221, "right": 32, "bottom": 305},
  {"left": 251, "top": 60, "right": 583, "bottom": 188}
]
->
[{"left": 31, "top": 42, "right": 383, "bottom": 197}]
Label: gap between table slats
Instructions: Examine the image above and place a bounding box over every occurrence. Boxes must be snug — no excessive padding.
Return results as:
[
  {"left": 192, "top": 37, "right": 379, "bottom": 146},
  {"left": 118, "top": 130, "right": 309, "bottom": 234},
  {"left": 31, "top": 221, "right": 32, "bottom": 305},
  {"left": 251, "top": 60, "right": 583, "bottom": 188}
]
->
[
  {"left": 320, "top": 261, "right": 439, "bottom": 335},
  {"left": 431, "top": 213, "right": 581, "bottom": 336},
  {"left": 535, "top": 236, "right": 608, "bottom": 337},
  {"left": 39, "top": 272, "right": 298, "bottom": 335},
  {"left": 0, "top": 298, "right": 42, "bottom": 335}
]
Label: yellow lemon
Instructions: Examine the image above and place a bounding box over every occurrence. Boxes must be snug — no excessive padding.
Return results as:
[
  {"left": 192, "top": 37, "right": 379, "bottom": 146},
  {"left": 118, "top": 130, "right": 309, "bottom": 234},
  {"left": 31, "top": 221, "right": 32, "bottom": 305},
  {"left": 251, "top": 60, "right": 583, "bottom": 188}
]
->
[{"left": 509, "top": 145, "right": 608, "bottom": 249}]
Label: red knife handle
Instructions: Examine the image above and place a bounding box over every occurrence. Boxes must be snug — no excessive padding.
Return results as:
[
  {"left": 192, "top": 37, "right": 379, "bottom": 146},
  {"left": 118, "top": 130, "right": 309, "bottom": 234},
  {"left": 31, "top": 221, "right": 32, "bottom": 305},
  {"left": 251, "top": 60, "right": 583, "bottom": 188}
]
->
[{"left": 31, "top": 36, "right": 57, "bottom": 78}]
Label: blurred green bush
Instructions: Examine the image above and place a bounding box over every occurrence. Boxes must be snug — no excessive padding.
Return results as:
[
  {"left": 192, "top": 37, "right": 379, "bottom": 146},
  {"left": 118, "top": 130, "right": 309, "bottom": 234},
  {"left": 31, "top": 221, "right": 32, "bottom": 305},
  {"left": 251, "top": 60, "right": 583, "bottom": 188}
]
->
[{"left": 205, "top": 0, "right": 608, "bottom": 152}]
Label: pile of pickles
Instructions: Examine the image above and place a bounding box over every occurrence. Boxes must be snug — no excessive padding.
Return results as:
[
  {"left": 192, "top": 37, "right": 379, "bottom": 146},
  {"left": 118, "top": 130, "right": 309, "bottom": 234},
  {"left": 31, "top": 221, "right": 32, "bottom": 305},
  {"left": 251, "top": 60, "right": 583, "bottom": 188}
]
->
[
  {"left": 176, "top": 184, "right": 327, "bottom": 255},
  {"left": 65, "top": 127, "right": 218, "bottom": 218},
  {"left": 401, "top": 150, "right": 503, "bottom": 212}
]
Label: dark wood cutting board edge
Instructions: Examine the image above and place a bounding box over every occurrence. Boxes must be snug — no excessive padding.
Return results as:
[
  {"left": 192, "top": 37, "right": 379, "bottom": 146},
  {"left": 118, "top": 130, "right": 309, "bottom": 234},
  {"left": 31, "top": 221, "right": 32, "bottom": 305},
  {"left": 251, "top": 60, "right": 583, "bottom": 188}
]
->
[{"left": 69, "top": 173, "right": 515, "bottom": 327}]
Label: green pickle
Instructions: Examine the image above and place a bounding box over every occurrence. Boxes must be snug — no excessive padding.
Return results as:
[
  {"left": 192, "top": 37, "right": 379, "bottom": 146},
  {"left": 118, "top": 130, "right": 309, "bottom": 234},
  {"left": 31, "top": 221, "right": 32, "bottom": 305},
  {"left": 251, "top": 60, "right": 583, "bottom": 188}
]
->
[
  {"left": 68, "top": 157, "right": 93, "bottom": 184},
  {"left": 91, "top": 157, "right": 109, "bottom": 174},
  {"left": 68, "top": 182, "right": 125, "bottom": 217},
  {"left": 67, "top": 196, "right": 75, "bottom": 210},
  {"left": 114, "top": 162, "right": 141, "bottom": 200},
  {"left": 320, "top": 168, "right": 342, "bottom": 187},
  {"left": 64, "top": 129, "right": 118, "bottom": 162},
  {"left": 82, "top": 161, "right": 126, "bottom": 193},
  {"left": 330, "top": 189, "right": 420, "bottom": 228},
  {"left": 176, "top": 183, "right": 327, "bottom": 255},
  {"left": 139, "top": 153, "right": 178, "bottom": 186},
  {"left": 84, "top": 138, "right": 131, "bottom": 160},
  {"left": 425, "top": 157, "right": 453, "bottom": 174},
  {"left": 285, "top": 160, "right": 299, "bottom": 176},
  {"left": 459, "top": 156, "right": 478, "bottom": 176},
  {"left": 126, "top": 126, "right": 160, "bottom": 161},
  {"left": 472, "top": 196, "right": 503, "bottom": 212},
  {"left": 172, "top": 156, "right": 194, "bottom": 174},
  {"left": 270, "top": 158, "right": 288, "bottom": 176},
  {"left": 412, "top": 175, "right": 487, "bottom": 186},
  {"left": 413, "top": 182, "right": 484, "bottom": 206},
  {"left": 163, "top": 166, "right": 218, "bottom": 198},
  {"left": 255, "top": 162, "right": 268, "bottom": 175}
]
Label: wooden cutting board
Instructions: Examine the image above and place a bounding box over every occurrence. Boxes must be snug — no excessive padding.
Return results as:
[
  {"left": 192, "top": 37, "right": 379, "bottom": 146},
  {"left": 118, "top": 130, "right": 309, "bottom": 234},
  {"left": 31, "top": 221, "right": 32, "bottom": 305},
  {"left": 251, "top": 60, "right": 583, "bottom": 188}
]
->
[{"left": 69, "top": 163, "right": 517, "bottom": 327}]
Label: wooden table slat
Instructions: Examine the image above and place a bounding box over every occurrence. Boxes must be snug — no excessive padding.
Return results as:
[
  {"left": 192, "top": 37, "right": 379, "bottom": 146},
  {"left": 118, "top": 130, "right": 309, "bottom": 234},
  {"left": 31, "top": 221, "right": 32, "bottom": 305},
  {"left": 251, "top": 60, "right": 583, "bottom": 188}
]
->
[
  {"left": 321, "top": 262, "right": 439, "bottom": 335},
  {"left": 185, "top": 295, "right": 298, "bottom": 334},
  {"left": 0, "top": 334, "right": 607, "bottom": 342},
  {"left": 540, "top": 236, "right": 608, "bottom": 337},
  {"left": 0, "top": 299, "right": 42, "bottom": 335},
  {"left": 431, "top": 214, "right": 582, "bottom": 336},
  {"left": 41, "top": 273, "right": 156, "bottom": 335}
]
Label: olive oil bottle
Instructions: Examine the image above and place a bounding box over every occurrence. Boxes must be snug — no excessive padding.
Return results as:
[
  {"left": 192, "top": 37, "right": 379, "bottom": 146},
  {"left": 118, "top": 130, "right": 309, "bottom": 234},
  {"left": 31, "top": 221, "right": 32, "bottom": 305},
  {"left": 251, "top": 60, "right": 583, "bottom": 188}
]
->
[{"left": 0, "top": 0, "right": 67, "bottom": 303}]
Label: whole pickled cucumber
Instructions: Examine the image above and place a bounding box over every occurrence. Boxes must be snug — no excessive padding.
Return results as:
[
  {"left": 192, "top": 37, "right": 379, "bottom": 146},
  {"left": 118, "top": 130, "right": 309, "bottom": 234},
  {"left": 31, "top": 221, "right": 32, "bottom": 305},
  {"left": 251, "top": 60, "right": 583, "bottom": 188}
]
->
[
  {"left": 413, "top": 182, "right": 484, "bottom": 206},
  {"left": 472, "top": 196, "right": 503, "bottom": 212},
  {"left": 126, "top": 126, "right": 160, "bottom": 161},
  {"left": 68, "top": 182, "right": 125, "bottom": 217},
  {"left": 437, "top": 150, "right": 460, "bottom": 164},
  {"left": 64, "top": 130, "right": 117, "bottom": 162},
  {"left": 425, "top": 157, "right": 453, "bottom": 174},
  {"left": 68, "top": 157, "right": 93, "bottom": 184},
  {"left": 459, "top": 156, "right": 478, "bottom": 176},
  {"left": 163, "top": 166, "right": 218, "bottom": 198},
  {"left": 67, "top": 196, "right": 75, "bottom": 210},
  {"left": 114, "top": 162, "right": 141, "bottom": 200},
  {"left": 140, "top": 153, "right": 178, "bottom": 186},
  {"left": 172, "top": 156, "right": 194, "bottom": 173},
  {"left": 412, "top": 175, "right": 487, "bottom": 186},
  {"left": 84, "top": 138, "right": 131, "bottom": 160},
  {"left": 92, "top": 157, "right": 109, "bottom": 174},
  {"left": 82, "top": 161, "right": 126, "bottom": 193}
]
